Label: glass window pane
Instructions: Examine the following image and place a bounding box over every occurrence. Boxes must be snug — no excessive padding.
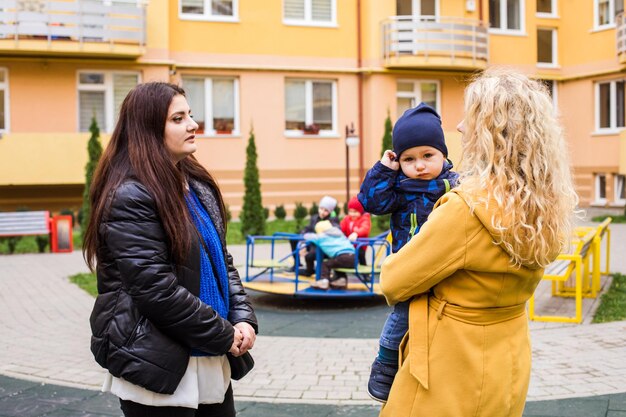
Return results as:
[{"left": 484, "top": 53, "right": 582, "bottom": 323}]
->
[
  {"left": 285, "top": 80, "right": 306, "bottom": 130},
  {"left": 212, "top": 0, "right": 233, "bottom": 16},
  {"left": 0, "top": 70, "right": 5, "bottom": 83},
  {"left": 397, "top": 97, "right": 413, "bottom": 120},
  {"left": 537, "top": 29, "right": 553, "bottom": 64},
  {"left": 420, "top": 0, "right": 435, "bottom": 16},
  {"left": 599, "top": 83, "right": 611, "bottom": 129},
  {"left": 0, "top": 90, "right": 5, "bottom": 130},
  {"left": 79, "top": 91, "right": 105, "bottom": 132},
  {"left": 420, "top": 83, "right": 437, "bottom": 109},
  {"left": 182, "top": 0, "right": 204, "bottom": 14},
  {"left": 113, "top": 74, "right": 138, "bottom": 124},
  {"left": 599, "top": 175, "right": 607, "bottom": 199},
  {"left": 507, "top": 0, "right": 520, "bottom": 29},
  {"left": 285, "top": 0, "right": 305, "bottom": 19},
  {"left": 618, "top": 175, "right": 626, "bottom": 199},
  {"left": 617, "top": 81, "right": 625, "bottom": 128},
  {"left": 396, "top": 0, "right": 412, "bottom": 15},
  {"left": 312, "top": 82, "right": 332, "bottom": 130},
  {"left": 213, "top": 79, "right": 235, "bottom": 133},
  {"left": 489, "top": 0, "right": 501, "bottom": 28},
  {"left": 537, "top": 0, "right": 552, "bottom": 13},
  {"left": 79, "top": 73, "right": 104, "bottom": 85},
  {"left": 598, "top": 0, "right": 610, "bottom": 25},
  {"left": 312, "top": 0, "right": 332, "bottom": 21},
  {"left": 617, "top": 0, "right": 624, "bottom": 14},
  {"left": 183, "top": 78, "right": 206, "bottom": 134}
]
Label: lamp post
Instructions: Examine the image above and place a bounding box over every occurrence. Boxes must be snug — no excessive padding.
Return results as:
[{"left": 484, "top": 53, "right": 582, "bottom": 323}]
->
[{"left": 345, "top": 123, "right": 360, "bottom": 206}]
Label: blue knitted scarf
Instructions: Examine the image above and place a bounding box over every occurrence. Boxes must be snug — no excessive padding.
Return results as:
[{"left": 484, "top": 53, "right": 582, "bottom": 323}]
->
[{"left": 185, "top": 187, "right": 230, "bottom": 357}]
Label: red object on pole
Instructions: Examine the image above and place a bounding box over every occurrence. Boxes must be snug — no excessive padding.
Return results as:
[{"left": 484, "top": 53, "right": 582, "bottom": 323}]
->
[{"left": 50, "top": 215, "right": 73, "bottom": 253}]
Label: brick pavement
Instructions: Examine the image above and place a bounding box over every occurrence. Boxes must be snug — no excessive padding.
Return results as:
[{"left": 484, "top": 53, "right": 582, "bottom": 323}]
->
[{"left": 0, "top": 222, "right": 625, "bottom": 406}]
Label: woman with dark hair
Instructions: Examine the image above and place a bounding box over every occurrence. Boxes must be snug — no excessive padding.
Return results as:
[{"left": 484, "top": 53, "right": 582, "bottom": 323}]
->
[{"left": 84, "top": 82, "right": 257, "bottom": 417}]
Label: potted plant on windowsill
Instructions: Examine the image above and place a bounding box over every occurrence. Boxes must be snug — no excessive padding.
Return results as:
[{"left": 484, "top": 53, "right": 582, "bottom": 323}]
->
[
  {"left": 214, "top": 120, "right": 233, "bottom": 135},
  {"left": 303, "top": 123, "right": 320, "bottom": 135}
]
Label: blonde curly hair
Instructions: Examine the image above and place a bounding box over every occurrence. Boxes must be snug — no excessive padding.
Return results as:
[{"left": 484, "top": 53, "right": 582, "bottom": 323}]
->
[{"left": 458, "top": 68, "right": 579, "bottom": 268}]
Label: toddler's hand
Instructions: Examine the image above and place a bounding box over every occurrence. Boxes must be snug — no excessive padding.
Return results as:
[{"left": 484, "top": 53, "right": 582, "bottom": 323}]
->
[
  {"left": 348, "top": 232, "right": 358, "bottom": 241},
  {"left": 381, "top": 150, "right": 400, "bottom": 171}
]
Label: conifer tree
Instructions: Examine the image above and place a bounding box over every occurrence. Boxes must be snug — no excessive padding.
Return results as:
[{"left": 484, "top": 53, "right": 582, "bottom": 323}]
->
[
  {"left": 240, "top": 128, "right": 265, "bottom": 236},
  {"left": 377, "top": 112, "right": 393, "bottom": 230},
  {"left": 81, "top": 116, "right": 102, "bottom": 233}
]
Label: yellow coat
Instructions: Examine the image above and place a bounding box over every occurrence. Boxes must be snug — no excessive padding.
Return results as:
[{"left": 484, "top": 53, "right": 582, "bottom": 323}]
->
[{"left": 380, "top": 190, "right": 545, "bottom": 417}]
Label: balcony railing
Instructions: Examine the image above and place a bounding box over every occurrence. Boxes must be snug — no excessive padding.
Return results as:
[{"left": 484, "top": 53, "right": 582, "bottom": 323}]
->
[
  {"left": 617, "top": 12, "right": 626, "bottom": 63},
  {"left": 0, "top": 0, "right": 145, "bottom": 56},
  {"left": 381, "top": 16, "right": 489, "bottom": 70}
]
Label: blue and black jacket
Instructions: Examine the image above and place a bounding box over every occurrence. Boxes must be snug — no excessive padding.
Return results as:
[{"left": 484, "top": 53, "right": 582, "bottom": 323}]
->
[{"left": 358, "top": 160, "right": 459, "bottom": 253}]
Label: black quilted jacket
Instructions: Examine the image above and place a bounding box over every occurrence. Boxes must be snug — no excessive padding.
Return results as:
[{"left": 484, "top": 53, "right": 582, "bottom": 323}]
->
[{"left": 89, "top": 178, "right": 258, "bottom": 394}]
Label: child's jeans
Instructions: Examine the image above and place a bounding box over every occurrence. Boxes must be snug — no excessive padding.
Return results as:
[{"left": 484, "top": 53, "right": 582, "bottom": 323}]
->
[{"left": 379, "top": 300, "right": 409, "bottom": 351}]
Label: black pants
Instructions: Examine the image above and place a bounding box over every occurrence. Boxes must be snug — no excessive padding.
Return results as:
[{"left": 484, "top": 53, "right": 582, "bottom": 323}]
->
[
  {"left": 321, "top": 252, "right": 356, "bottom": 280},
  {"left": 119, "top": 384, "right": 235, "bottom": 417},
  {"left": 289, "top": 242, "right": 326, "bottom": 273}
]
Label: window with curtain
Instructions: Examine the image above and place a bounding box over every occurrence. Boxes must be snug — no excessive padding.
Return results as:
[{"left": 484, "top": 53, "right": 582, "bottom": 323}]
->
[
  {"left": 396, "top": 80, "right": 440, "bottom": 120},
  {"left": 489, "top": 0, "right": 523, "bottom": 31},
  {"left": 595, "top": 173, "right": 607, "bottom": 203},
  {"left": 78, "top": 71, "right": 139, "bottom": 132},
  {"left": 596, "top": 0, "right": 623, "bottom": 27},
  {"left": 0, "top": 69, "right": 7, "bottom": 131},
  {"left": 285, "top": 79, "right": 335, "bottom": 134},
  {"left": 181, "top": 0, "right": 236, "bottom": 19},
  {"left": 182, "top": 76, "right": 238, "bottom": 136},
  {"left": 537, "top": 0, "right": 554, "bottom": 14},
  {"left": 596, "top": 80, "right": 625, "bottom": 131},
  {"left": 284, "top": 0, "right": 335, "bottom": 25}
]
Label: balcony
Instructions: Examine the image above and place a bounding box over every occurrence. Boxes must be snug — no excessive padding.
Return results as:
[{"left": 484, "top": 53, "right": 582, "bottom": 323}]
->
[
  {"left": 617, "top": 13, "right": 626, "bottom": 64},
  {"left": 0, "top": 0, "right": 146, "bottom": 58},
  {"left": 381, "top": 16, "right": 489, "bottom": 71}
]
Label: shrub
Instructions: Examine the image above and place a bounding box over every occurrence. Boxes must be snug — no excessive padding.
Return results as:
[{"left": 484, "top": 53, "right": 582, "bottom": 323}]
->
[
  {"left": 309, "top": 202, "right": 319, "bottom": 216},
  {"left": 35, "top": 235, "right": 49, "bottom": 253},
  {"left": 82, "top": 116, "right": 103, "bottom": 233},
  {"left": 274, "top": 204, "right": 287, "bottom": 220},
  {"left": 240, "top": 128, "right": 266, "bottom": 236},
  {"left": 293, "top": 202, "right": 308, "bottom": 232},
  {"left": 225, "top": 204, "right": 232, "bottom": 223},
  {"left": 263, "top": 207, "right": 270, "bottom": 220}
]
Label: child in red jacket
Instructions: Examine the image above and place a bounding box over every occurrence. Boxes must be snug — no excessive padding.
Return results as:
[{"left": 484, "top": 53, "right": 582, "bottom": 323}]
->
[{"left": 340, "top": 196, "right": 371, "bottom": 265}]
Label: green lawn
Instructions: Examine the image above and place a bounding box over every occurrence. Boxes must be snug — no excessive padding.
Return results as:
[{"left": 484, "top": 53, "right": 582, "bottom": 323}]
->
[
  {"left": 592, "top": 273, "right": 626, "bottom": 323},
  {"left": 592, "top": 214, "right": 626, "bottom": 223}
]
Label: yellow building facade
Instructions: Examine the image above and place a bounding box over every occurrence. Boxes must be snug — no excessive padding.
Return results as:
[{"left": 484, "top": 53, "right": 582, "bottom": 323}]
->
[{"left": 0, "top": 0, "right": 624, "bottom": 216}]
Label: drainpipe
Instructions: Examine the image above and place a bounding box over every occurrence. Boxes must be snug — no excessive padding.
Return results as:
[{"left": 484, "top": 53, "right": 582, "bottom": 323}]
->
[
  {"left": 357, "top": 0, "right": 364, "bottom": 181},
  {"left": 478, "top": 0, "right": 483, "bottom": 21}
]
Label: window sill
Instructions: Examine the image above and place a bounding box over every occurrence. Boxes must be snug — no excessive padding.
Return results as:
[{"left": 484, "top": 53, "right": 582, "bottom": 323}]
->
[
  {"left": 592, "top": 129, "right": 624, "bottom": 136},
  {"left": 590, "top": 24, "right": 616, "bottom": 33},
  {"left": 536, "top": 13, "right": 559, "bottom": 19},
  {"left": 488, "top": 29, "right": 527, "bottom": 37},
  {"left": 282, "top": 19, "right": 337, "bottom": 28},
  {"left": 284, "top": 131, "right": 340, "bottom": 139},
  {"left": 609, "top": 201, "right": 626, "bottom": 207},
  {"left": 197, "top": 132, "right": 241, "bottom": 138},
  {"left": 179, "top": 14, "right": 239, "bottom": 23},
  {"left": 590, "top": 201, "right": 608, "bottom": 207},
  {"left": 537, "top": 63, "right": 560, "bottom": 69}
]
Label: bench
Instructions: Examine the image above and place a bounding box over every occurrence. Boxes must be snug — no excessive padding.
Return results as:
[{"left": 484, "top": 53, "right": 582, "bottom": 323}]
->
[
  {"left": 0, "top": 211, "right": 51, "bottom": 237},
  {"left": 528, "top": 228, "right": 597, "bottom": 324},
  {"left": 572, "top": 217, "right": 612, "bottom": 296}
]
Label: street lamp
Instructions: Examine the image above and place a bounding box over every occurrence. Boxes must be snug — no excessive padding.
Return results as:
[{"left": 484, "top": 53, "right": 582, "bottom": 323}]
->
[{"left": 345, "top": 123, "right": 360, "bottom": 206}]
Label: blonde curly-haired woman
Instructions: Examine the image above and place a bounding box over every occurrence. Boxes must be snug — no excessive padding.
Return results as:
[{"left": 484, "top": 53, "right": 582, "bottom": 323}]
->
[{"left": 379, "top": 69, "right": 578, "bottom": 417}]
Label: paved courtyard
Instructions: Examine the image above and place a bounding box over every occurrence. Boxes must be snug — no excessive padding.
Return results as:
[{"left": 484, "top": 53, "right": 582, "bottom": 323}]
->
[{"left": 0, "top": 221, "right": 625, "bottom": 416}]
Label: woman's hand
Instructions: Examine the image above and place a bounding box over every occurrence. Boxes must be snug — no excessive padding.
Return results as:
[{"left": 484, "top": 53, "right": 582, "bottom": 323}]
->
[
  {"left": 229, "top": 327, "right": 243, "bottom": 356},
  {"left": 381, "top": 150, "right": 400, "bottom": 171},
  {"left": 234, "top": 322, "right": 257, "bottom": 356}
]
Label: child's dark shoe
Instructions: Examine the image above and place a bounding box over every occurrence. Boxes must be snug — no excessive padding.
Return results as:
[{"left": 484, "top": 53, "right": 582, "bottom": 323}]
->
[{"left": 367, "top": 358, "right": 397, "bottom": 403}]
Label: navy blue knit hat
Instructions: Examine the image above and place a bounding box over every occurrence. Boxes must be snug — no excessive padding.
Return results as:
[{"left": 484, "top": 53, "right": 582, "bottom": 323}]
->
[{"left": 393, "top": 103, "right": 447, "bottom": 157}]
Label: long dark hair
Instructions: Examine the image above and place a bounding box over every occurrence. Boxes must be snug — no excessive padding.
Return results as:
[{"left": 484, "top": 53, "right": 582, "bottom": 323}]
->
[{"left": 83, "top": 82, "right": 226, "bottom": 270}]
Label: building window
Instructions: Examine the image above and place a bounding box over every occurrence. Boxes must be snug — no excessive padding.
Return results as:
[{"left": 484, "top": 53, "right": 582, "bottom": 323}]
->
[
  {"left": 284, "top": 0, "right": 336, "bottom": 26},
  {"left": 396, "top": 0, "right": 438, "bottom": 17},
  {"left": 489, "top": 0, "right": 524, "bottom": 32},
  {"left": 78, "top": 71, "right": 139, "bottom": 133},
  {"left": 596, "top": 80, "right": 625, "bottom": 132},
  {"left": 182, "top": 77, "right": 239, "bottom": 136},
  {"left": 285, "top": 79, "right": 336, "bottom": 135},
  {"left": 537, "top": 28, "right": 557, "bottom": 66},
  {"left": 615, "top": 174, "right": 626, "bottom": 204},
  {"left": 0, "top": 68, "right": 8, "bottom": 132},
  {"left": 595, "top": 173, "right": 607, "bottom": 204},
  {"left": 180, "top": 0, "right": 238, "bottom": 20},
  {"left": 540, "top": 79, "right": 558, "bottom": 111},
  {"left": 396, "top": 80, "right": 440, "bottom": 120},
  {"left": 595, "top": 0, "right": 624, "bottom": 28},
  {"left": 537, "top": 0, "right": 556, "bottom": 15}
]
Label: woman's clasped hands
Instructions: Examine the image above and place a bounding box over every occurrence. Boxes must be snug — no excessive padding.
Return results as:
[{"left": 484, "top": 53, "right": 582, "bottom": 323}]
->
[{"left": 229, "top": 322, "right": 256, "bottom": 357}]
